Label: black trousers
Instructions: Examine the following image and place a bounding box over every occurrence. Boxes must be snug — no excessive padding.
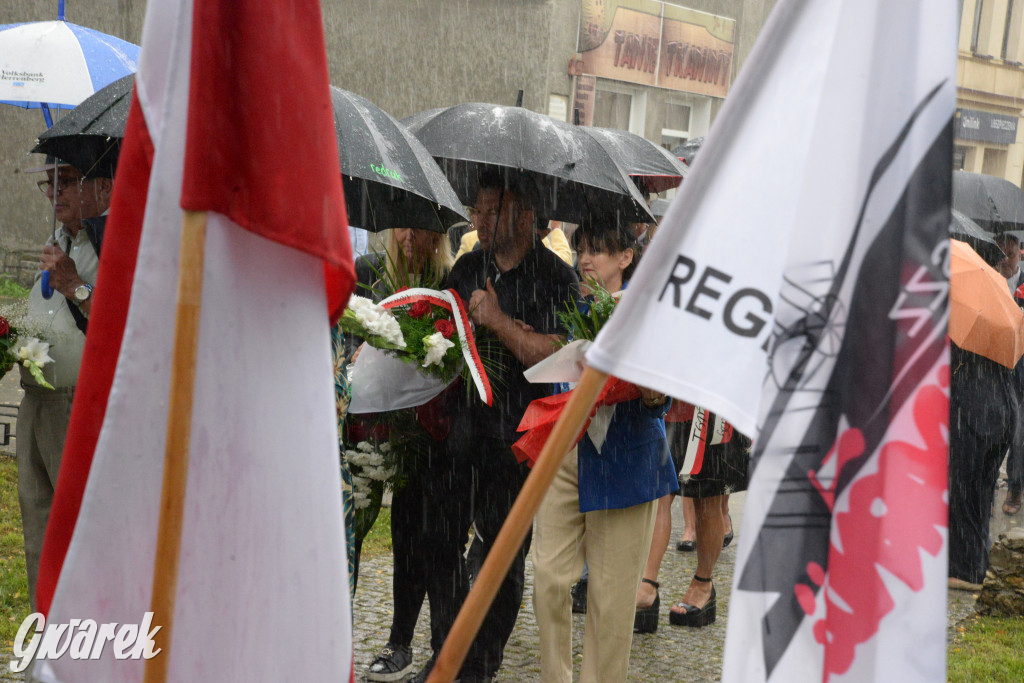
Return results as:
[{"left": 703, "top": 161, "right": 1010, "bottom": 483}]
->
[
  {"left": 948, "top": 358, "right": 1017, "bottom": 584},
  {"left": 424, "top": 433, "right": 530, "bottom": 678},
  {"left": 387, "top": 443, "right": 467, "bottom": 653}
]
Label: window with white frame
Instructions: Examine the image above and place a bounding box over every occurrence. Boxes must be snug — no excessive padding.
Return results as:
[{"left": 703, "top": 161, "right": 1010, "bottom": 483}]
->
[{"left": 593, "top": 80, "right": 646, "bottom": 135}]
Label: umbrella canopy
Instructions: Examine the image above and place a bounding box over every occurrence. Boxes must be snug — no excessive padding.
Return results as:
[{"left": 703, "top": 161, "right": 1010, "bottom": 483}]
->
[
  {"left": 32, "top": 73, "right": 132, "bottom": 177},
  {"left": 671, "top": 136, "right": 704, "bottom": 166},
  {"left": 581, "top": 127, "right": 688, "bottom": 194},
  {"left": 331, "top": 88, "right": 468, "bottom": 232},
  {"left": 951, "top": 209, "right": 1004, "bottom": 267},
  {"left": 0, "top": 19, "right": 138, "bottom": 121},
  {"left": 952, "top": 170, "right": 1024, "bottom": 232},
  {"left": 949, "top": 238, "right": 1024, "bottom": 369},
  {"left": 405, "top": 102, "right": 653, "bottom": 224}
]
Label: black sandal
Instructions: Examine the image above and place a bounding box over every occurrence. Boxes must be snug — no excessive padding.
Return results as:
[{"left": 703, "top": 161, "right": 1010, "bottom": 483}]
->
[
  {"left": 634, "top": 578, "right": 660, "bottom": 633},
  {"left": 676, "top": 538, "right": 696, "bottom": 552},
  {"left": 669, "top": 575, "right": 716, "bottom": 628},
  {"left": 366, "top": 642, "right": 414, "bottom": 681}
]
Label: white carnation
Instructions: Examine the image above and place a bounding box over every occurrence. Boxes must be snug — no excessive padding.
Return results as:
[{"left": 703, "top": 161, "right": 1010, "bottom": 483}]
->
[
  {"left": 347, "top": 296, "right": 405, "bottom": 348},
  {"left": 366, "top": 465, "right": 394, "bottom": 482},
  {"left": 422, "top": 331, "right": 455, "bottom": 368}
]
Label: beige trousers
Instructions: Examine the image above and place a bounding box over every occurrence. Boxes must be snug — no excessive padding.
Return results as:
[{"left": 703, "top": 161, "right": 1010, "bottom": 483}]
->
[
  {"left": 16, "top": 385, "right": 74, "bottom": 610},
  {"left": 532, "top": 448, "right": 657, "bottom": 683}
]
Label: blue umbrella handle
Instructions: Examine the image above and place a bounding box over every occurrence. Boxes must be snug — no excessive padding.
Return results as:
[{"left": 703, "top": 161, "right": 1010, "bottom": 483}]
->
[{"left": 41, "top": 271, "right": 54, "bottom": 299}]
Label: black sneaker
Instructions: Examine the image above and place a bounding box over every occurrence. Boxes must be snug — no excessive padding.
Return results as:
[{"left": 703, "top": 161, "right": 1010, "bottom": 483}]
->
[
  {"left": 366, "top": 643, "right": 414, "bottom": 682},
  {"left": 571, "top": 578, "right": 588, "bottom": 614}
]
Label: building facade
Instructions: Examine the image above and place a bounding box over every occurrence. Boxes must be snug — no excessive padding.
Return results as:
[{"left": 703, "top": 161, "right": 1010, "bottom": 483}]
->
[
  {"left": 1, "top": 0, "right": 776, "bottom": 252},
  {"left": 957, "top": 0, "right": 1024, "bottom": 183}
]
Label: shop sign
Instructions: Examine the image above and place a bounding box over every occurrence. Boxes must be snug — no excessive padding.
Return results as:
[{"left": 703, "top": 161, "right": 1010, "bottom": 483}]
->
[
  {"left": 955, "top": 108, "right": 1019, "bottom": 145},
  {"left": 578, "top": 0, "right": 735, "bottom": 98}
]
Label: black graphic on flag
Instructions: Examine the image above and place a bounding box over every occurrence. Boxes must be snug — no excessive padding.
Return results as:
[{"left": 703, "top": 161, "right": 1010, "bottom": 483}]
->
[{"left": 739, "top": 85, "right": 951, "bottom": 677}]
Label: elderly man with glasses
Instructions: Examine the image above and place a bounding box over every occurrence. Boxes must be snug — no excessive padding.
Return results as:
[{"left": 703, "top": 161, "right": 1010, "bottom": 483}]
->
[{"left": 18, "top": 152, "right": 116, "bottom": 608}]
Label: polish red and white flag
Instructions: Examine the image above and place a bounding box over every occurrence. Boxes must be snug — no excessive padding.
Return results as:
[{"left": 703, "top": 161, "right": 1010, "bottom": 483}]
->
[{"left": 34, "top": 0, "right": 355, "bottom": 680}]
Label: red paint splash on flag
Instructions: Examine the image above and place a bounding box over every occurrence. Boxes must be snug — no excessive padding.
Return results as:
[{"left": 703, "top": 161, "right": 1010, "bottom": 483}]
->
[{"left": 801, "top": 366, "right": 949, "bottom": 681}]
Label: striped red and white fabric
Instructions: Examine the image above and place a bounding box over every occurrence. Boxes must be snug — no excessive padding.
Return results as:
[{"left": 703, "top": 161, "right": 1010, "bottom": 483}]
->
[{"left": 34, "top": 0, "right": 355, "bottom": 680}]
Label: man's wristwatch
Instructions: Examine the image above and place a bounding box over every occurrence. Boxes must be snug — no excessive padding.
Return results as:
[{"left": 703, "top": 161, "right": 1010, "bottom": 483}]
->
[{"left": 73, "top": 283, "right": 94, "bottom": 302}]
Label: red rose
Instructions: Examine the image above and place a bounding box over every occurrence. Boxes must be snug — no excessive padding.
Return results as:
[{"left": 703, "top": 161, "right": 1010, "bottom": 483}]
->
[
  {"left": 409, "top": 300, "right": 432, "bottom": 318},
  {"left": 434, "top": 318, "right": 455, "bottom": 338},
  {"left": 0, "top": 316, "right": 9, "bottom": 337}
]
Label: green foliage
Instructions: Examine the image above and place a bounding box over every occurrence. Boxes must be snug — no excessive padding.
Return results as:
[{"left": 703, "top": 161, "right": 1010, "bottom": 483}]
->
[
  {"left": 557, "top": 276, "right": 619, "bottom": 343},
  {"left": 359, "top": 506, "right": 392, "bottom": 559},
  {"left": 0, "top": 279, "right": 29, "bottom": 299},
  {"left": 948, "top": 614, "right": 1024, "bottom": 682},
  {"left": 0, "top": 456, "right": 30, "bottom": 647}
]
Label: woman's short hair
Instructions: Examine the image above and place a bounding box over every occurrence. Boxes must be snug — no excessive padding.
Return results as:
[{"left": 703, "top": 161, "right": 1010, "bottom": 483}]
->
[{"left": 571, "top": 220, "right": 641, "bottom": 281}]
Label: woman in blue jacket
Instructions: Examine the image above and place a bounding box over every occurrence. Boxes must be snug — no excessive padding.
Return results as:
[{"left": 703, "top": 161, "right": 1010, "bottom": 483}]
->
[{"left": 532, "top": 223, "right": 678, "bottom": 683}]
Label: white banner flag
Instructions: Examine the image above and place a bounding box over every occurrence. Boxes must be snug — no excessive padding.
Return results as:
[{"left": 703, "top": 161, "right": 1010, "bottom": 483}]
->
[{"left": 587, "top": 1, "right": 954, "bottom": 681}]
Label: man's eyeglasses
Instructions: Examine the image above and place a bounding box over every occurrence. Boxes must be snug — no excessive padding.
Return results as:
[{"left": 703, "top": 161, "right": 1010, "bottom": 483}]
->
[{"left": 36, "top": 176, "right": 86, "bottom": 194}]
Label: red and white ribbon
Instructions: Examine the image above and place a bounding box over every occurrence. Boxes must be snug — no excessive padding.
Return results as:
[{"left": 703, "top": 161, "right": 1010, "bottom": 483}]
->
[{"left": 378, "top": 287, "right": 493, "bottom": 406}]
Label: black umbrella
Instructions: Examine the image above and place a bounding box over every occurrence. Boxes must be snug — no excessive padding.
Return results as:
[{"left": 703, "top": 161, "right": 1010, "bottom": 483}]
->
[
  {"left": 671, "top": 137, "right": 704, "bottom": 167},
  {"left": 32, "top": 73, "right": 132, "bottom": 177},
  {"left": 404, "top": 102, "right": 653, "bottom": 224},
  {"left": 581, "top": 127, "right": 687, "bottom": 194},
  {"left": 331, "top": 88, "right": 467, "bottom": 232},
  {"left": 952, "top": 170, "right": 1024, "bottom": 232},
  {"left": 951, "top": 209, "right": 1005, "bottom": 267}
]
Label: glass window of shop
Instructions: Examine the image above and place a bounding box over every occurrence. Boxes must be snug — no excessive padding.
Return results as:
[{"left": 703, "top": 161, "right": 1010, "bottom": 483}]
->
[
  {"left": 593, "top": 80, "right": 646, "bottom": 135},
  {"left": 982, "top": 146, "right": 1008, "bottom": 176},
  {"left": 954, "top": 145, "right": 968, "bottom": 170},
  {"left": 662, "top": 101, "right": 692, "bottom": 149}
]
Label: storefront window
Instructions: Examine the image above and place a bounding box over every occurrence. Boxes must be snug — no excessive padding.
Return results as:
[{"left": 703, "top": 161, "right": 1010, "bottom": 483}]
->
[
  {"left": 661, "top": 101, "right": 692, "bottom": 148},
  {"left": 954, "top": 145, "right": 968, "bottom": 170},
  {"left": 593, "top": 90, "right": 632, "bottom": 130},
  {"left": 982, "top": 146, "right": 1007, "bottom": 176}
]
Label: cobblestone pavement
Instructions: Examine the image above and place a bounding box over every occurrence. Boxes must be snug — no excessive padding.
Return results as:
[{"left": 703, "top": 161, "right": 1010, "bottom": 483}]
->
[{"left": 352, "top": 492, "right": 1014, "bottom": 682}]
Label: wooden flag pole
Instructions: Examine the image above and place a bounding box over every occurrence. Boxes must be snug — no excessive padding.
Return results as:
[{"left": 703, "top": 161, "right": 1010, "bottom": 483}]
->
[
  {"left": 143, "top": 210, "right": 207, "bottom": 683},
  {"left": 426, "top": 365, "right": 610, "bottom": 683}
]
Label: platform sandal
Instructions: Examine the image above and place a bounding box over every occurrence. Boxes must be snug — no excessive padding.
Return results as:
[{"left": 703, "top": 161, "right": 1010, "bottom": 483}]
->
[
  {"left": 634, "top": 578, "right": 660, "bottom": 633},
  {"left": 668, "top": 575, "right": 716, "bottom": 628}
]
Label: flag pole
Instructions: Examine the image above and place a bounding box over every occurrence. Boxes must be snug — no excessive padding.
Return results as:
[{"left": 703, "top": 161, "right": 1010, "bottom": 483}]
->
[
  {"left": 143, "top": 210, "right": 207, "bottom": 683},
  {"left": 426, "top": 364, "right": 610, "bottom": 683}
]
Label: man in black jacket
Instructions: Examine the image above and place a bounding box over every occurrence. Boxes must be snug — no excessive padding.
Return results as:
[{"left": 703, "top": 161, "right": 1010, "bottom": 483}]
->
[{"left": 410, "top": 172, "right": 578, "bottom": 683}]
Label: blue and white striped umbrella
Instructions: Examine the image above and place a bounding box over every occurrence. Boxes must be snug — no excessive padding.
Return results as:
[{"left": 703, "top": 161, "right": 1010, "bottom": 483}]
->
[{"left": 0, "top": 19, "right": 139, "bottom": 118}]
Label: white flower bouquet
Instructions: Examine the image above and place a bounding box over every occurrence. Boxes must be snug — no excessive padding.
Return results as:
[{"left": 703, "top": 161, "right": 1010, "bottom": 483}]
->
[{"left": 1, "top": 302, "right": 55, "bottom": 389}]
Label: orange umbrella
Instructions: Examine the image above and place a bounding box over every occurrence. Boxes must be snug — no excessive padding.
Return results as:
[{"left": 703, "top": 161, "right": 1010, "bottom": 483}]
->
[{"left": 949, "top": 239, "right": 1024, "bottom": 368}]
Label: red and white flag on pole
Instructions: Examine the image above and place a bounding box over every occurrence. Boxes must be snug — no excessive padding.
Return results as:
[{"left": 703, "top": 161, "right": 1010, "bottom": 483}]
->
[
  {"left": 587, "top": 1, "right": 954, "bottom": 681},
  {"left": 34, "top": 0, "right": 355, "bottom": 680}
]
